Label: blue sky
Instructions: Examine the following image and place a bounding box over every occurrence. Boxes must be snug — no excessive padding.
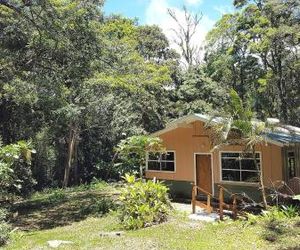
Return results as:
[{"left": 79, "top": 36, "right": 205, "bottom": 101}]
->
[
  {"left": 103, "top": 0, "right": 234, "bottom": 25},
  {"left": 103, "top": 0, "right": 234, "bottom": 57}
]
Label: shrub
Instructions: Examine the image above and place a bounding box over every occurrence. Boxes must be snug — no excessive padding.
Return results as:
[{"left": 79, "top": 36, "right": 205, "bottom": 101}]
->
[
  {"left": 119, "top": 174, "right": 171, "bottom": 230},
  {"left": 246, "top": 205, "right": 299, "bottom": 243},
  {"left": 79, "top": 197, "right": 116, "bottom": 216},
  {"left": 0, "top": 209, "right": 10, "bottom": 246}
]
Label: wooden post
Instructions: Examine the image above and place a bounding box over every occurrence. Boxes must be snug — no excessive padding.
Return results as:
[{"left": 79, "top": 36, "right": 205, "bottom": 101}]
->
[
  {"left": 232, "top": 195, "right": 237, "bottom": 220},
  {"left": 207, "top": 194, "right": 212, "bottom": 214},
  {"left": 219, "top": 186, "right": 224, "bottom": 221},
  {"left": 192, "top": 184, "right": 196, "bottom": 214}
]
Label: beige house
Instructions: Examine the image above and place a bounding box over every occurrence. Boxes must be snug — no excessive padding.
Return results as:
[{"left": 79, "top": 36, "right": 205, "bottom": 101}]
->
[{"left": 145, "top": 114, "right": 300, "bottom": 200}]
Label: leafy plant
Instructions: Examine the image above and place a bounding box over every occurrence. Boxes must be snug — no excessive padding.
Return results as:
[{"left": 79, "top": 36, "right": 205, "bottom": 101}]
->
[
  {"left": 119, "top": 174, "right": 171, "bottom": 229},
  {"left": 0, "top": 209, "right": 10, "bottom": 246},
  {"left": 0, "top": 139, "right": 35, "bottom": 198},
  {"left": 281, "top": 205, "right": 299, "bottom": 218},
  {"left": 115, "top": 135, "right": 165, "bottom": 178},
  {"left": 79, "top": 197, "right": 116, "bottom": 217},
  {"left": 48, "top": 189, "right": 67, "bottom": 203}
]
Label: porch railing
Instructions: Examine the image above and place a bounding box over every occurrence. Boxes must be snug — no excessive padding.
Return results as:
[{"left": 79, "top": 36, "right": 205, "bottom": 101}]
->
[{"left": 191, "top": 183, "right": 238, "bottom": 220}]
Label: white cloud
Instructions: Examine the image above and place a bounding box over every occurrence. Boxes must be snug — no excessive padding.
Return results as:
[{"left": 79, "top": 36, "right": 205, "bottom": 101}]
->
[
  {"left": 185, "top": 0, "right": 203, "bottom": 5},
  {"left": 213, "top": 5, "right": 234, "bottom": 15},
  {"left": 145, "top": 0, "right": 215, "bottom": 63}
]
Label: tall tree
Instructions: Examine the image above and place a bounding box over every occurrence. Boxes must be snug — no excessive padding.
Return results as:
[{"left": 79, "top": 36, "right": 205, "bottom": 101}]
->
[
  {"left": 205, "top": 0, "right": 300, "bottom": 125},
  {"left": 168, "top": 6, "right": 202, "bottom": 68}
]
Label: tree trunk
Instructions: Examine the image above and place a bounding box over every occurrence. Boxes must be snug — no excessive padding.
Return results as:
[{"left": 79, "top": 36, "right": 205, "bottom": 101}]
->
[
  {"left": 252, "top": 147, "right": 268, "bottom": 208},
  {"left": 63, "top": 126, "right": 77, "bottom": 188},
  {"left": 139, "top": 164, "right": 143, "bottom": 180},
  {"left": 73, "top": 139, "right": 79, "bottom": 185}
]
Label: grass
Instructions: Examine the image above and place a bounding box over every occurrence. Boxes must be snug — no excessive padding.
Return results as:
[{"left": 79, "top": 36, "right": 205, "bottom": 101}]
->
[{"left": 3, "top": 184, "right": 300, "bottom": 250}]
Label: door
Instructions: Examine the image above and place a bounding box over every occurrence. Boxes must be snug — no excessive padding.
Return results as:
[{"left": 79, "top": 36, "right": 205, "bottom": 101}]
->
[{"left": 196, "top": 154, "right": 212, "bottom": 193}]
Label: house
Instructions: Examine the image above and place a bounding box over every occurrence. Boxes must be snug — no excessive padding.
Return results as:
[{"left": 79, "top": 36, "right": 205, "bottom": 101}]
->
[{"left": 145, "top": 114, "right": 300, "bottom": 201}]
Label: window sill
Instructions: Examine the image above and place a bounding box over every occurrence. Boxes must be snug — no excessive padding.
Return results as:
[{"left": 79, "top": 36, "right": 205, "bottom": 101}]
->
[
  {"left": 146, "top": 170, "right": 176, "bottom": 173},
  {"left": 219, "top": 181, "right": 260, "bottom": 187}
]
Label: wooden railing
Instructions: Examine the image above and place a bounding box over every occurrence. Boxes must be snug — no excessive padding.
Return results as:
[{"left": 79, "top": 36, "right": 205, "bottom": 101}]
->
[
  {"left": 191, "top": 183, "right": 238, "bottom": 220},
  {"left": 218, "top": 185, "right": 237, "bottom": 220},
  {"left": 191, "top": 184, "right": 213, "bottom": 214}
]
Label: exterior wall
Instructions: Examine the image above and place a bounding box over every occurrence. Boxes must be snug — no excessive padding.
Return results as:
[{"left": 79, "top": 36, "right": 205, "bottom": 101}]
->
[{"left": 145, "top": 120, "right": 283, "bottom": 199}]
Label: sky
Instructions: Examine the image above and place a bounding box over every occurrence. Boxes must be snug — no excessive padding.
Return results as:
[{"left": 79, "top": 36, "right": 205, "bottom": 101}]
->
[{"left": 103, "top": 0, "right": 234, "bottom": 55}]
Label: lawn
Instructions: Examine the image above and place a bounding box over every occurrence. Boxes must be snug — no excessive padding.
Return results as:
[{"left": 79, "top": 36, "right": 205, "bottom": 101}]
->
[{"left": 3, "top": 184, "right": 300, "bottom": 250}]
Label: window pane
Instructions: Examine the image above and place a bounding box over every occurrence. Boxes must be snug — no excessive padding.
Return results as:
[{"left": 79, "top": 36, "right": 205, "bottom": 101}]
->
[
  {"left": 221, "top": 158, "right": 240, "bottom": 170},
  {"left": 288, "top": 152, "right": 296, "bottom": 178},
  {"left": 240, "top": 153, "right": 260, "bottom": 159},
  {"left": 162, "top": 152, "right": 174, "bottom": 161},
  {"left": 148, "top": 152, "right": 160, "bottom": 161},
  {"left": 241, "top": 171, "right": 259, "bottom": 182},
  {"left": 147, "top": 161, "right": 160, "bottom": 171},
  {"left": 222, "top": 170, "right": 240, "bottom": 181},
  {"left": 241, "top": 159, "right": 260, "bottom": 170},
  {"left": 161, "top": 161, "right": 174, "bottom": 171},
  {"left": 221, "top": 153, "right": 239, "bottom": 158}
]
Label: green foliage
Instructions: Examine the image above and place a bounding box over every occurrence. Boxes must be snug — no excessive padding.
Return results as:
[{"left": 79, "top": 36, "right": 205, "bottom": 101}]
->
[
  {"left": 47, "top": 189, "right": 67, "bottom": 203},
  {"left": 0, "top": 1, "right": 175, "bottom": 188},
  {"left": 79, "top": 197, "right": 116, "bottom": 217},
  {"left": 176, "top": 67, "right": 228, "bottom": 116},
  {"left": 0, "top": 209, "right": 10, "bottom": 246},
  {"left": 246, "top": 205, "right": 300, "bottom": 243},
  {"left": 205, "top": 0, "right": 300, "bottom": 125},
  {"left": 119, "top": 175, "right": 171, "bottom": 229},
  {"left": 0, "top": 139, "right": 35, "bottom": 198},
  {"left": 115, "top": 135, "right": 165, "bottom": 177}
]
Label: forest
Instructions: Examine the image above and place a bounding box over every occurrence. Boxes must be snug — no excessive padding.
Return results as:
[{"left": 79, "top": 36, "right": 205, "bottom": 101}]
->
[{"left": 0, "top": 0, "right": 299, "bottom": 197}]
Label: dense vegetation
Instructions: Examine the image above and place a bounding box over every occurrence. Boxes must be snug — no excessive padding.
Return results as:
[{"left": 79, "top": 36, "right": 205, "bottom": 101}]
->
[
  {"left": 0, "top": 0, "right": 299, "bottom": 194},
  {"left": 3, "top": 184, "right": 300, "bottom": 249}
]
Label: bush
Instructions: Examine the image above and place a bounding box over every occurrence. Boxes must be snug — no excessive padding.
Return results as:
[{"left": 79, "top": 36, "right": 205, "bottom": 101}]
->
[
  {"left": 79, "top": 197, "right": 116, "bottom": 216},
  {"left": 246, "top": 205, "right": 299, "bottom": 243},
  {"left": 119, "top": 174, "right": 171, "bottom": 230},
  {"left": 0, "top": 209, "right": 10, "bottom": 246}
]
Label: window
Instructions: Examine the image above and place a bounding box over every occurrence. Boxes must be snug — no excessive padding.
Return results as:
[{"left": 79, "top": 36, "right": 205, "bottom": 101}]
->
[
  {"left": 287, "top": 151, "right": 296, "bottom": 178},
  {"left": 221, "top": 152, "right": 261, "bottom": 183},
  {"left": 147, "top": 151, "right": 175, "bottom": 172}
]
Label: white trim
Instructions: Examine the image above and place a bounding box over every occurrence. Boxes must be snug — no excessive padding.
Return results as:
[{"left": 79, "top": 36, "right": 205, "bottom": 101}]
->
[
  {"left": 151, "top": 114, "right": 210, "bottom": 137},
  {"left": 219, "top": 150, "right": 262, "bottom": 184},
  {"left": 194, "top": 153, "right": 214, "bottom": 195},
  {"left": 145, "top": 150, "right": 176, "bottom": 173}
]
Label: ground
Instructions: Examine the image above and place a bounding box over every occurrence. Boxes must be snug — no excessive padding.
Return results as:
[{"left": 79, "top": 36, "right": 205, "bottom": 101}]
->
[{"left": 3, "top": 183, "right": 300, "bottom": 250}]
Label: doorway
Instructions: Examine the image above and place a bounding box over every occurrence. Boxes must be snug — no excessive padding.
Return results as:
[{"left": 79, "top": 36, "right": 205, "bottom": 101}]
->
[{"left": 195, "top": 154, "right": 212, "bottom": 194}]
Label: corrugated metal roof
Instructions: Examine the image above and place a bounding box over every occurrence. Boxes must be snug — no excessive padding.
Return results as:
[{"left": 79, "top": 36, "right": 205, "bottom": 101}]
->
[{"left": 265, "top": 132, "right": 300, "bottom": 144}]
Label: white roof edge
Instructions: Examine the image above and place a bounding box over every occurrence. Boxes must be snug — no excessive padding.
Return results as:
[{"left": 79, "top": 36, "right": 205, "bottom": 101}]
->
[{"left": 151, "top": 114, "right": 210, "bottom": 137}]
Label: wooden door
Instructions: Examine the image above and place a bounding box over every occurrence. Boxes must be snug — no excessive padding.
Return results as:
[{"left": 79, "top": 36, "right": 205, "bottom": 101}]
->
[{"left": 196, "top": 154, "right": 212, "bottom": 193}]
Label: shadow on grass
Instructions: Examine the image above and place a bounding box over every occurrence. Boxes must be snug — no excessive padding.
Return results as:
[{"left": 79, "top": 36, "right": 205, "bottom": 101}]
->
[{"left": 9, "top": 191, "right": 118, "bottom": 231}]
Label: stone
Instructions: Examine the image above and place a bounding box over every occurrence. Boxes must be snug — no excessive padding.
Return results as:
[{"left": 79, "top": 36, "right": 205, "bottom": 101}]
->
[
  {"left": 99, "top": 231, "right": 124, "bottom": 237},
  {"left": 47, "top": 240, "right": 74, "bottom": 248}
]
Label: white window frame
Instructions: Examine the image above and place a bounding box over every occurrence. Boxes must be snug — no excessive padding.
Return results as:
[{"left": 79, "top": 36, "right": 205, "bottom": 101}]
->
[
  {"left": 220, "top": 151, "right": 262, "bottom": 184},
  {"left": 146, "top": 150, "right": 176, "bottom": 173}
]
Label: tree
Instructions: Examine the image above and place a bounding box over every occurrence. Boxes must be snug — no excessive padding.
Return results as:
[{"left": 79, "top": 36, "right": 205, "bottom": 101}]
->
[
  {"left": 0, "top": 6, "right": 174, "bottom": 188},
  {"left": 115, "top": 135, "right": 165, "bottom": 178},
  {"left": 136, "top": 25, "right": 178, "bottom": 63},
  {"left": 168, "top": 6, "right": 202, "bottom": 68},
  {"left": 205, "top": 0, "right": 300, "bottom": 125},
  {"left": 208, "top": 90, "right": 272, "bottom": 208},
  {"left": 176, "top": 67, "right": 228, "bottom": 116}
]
